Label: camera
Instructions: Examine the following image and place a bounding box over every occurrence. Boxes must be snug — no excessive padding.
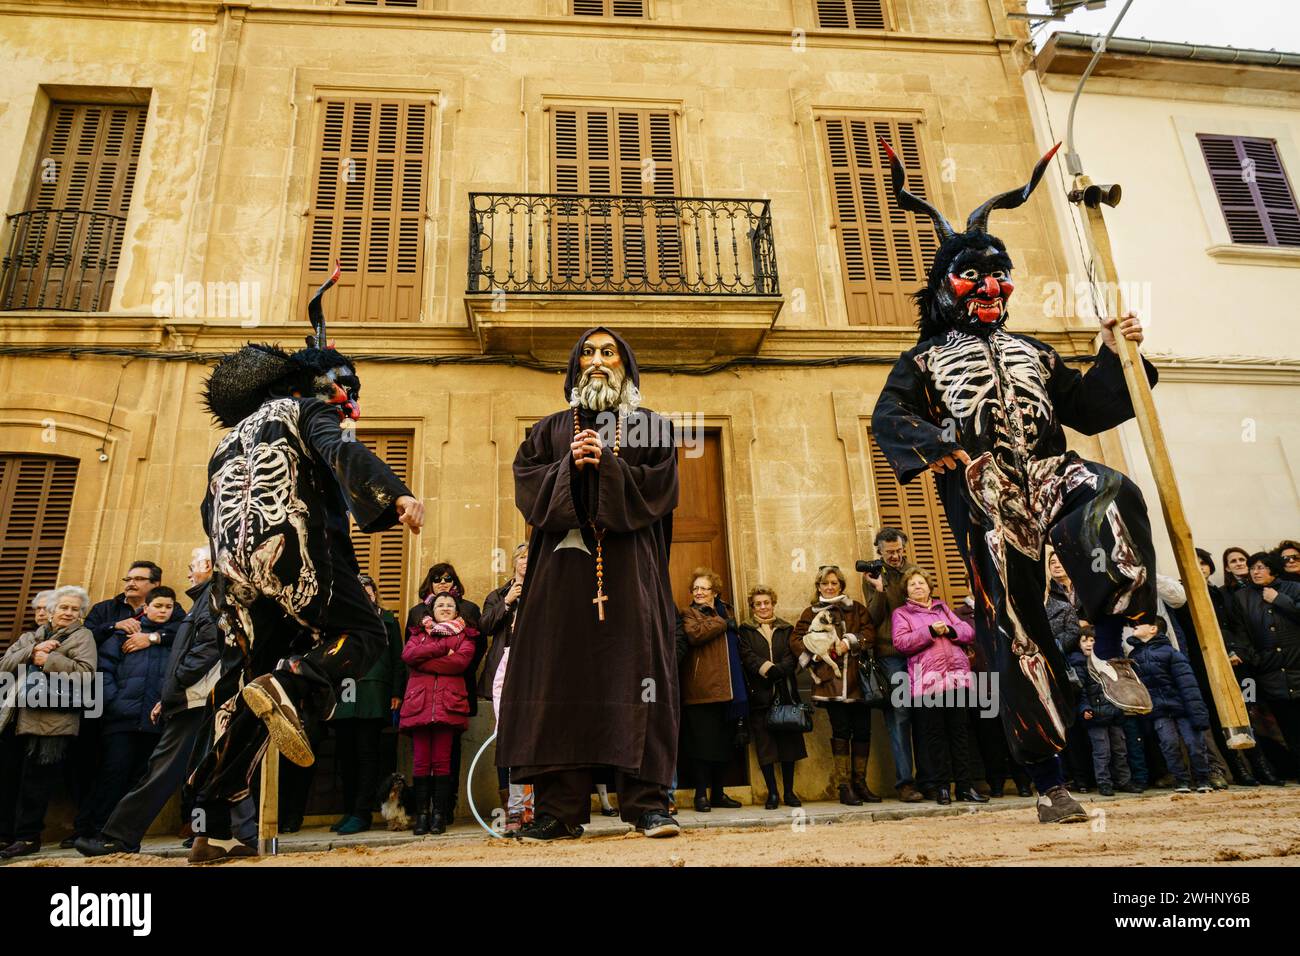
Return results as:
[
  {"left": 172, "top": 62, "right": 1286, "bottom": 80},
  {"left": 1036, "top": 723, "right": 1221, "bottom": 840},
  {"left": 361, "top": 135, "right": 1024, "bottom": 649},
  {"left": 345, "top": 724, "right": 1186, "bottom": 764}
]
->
[{"left": 856, "top": 559, "right": 884, "bottom": 577}]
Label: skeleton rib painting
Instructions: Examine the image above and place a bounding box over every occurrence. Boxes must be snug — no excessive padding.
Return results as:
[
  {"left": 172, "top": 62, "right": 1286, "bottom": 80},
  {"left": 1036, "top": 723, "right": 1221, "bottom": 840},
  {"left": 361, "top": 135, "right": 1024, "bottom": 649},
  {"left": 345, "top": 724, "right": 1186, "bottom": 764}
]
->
[
  {"left": 186, "top": 268, "right": 425, "bottom": 862},
  {"left": 869, "top": 141, "right": 1160, "bottom": 824}
]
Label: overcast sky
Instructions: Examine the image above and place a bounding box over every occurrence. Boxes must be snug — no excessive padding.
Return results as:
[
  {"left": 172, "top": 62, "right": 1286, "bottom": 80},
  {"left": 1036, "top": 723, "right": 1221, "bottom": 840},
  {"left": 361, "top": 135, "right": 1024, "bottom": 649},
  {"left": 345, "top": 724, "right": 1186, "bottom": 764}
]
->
[{"left": 1027, "top": 0, "right": 1300, "bottom": 54}]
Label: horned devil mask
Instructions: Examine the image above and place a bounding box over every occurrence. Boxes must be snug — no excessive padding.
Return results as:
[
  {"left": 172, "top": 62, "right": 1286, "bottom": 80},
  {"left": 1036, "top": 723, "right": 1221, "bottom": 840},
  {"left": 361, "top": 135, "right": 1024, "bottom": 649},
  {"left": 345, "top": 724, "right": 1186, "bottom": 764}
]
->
[
  {"left": 880, "top": 139, "right": 1060, "bottom": 341},
  {"left": 203, "top": 263, "right": 362, "bottom": 428}
]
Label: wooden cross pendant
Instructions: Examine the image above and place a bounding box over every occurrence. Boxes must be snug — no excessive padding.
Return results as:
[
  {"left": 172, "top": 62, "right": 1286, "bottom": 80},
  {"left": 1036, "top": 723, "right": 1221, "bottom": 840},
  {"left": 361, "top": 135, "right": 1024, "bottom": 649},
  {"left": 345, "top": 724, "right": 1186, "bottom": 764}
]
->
[{"left": 592, "top": 589, "right": 609, "bottom": 622}]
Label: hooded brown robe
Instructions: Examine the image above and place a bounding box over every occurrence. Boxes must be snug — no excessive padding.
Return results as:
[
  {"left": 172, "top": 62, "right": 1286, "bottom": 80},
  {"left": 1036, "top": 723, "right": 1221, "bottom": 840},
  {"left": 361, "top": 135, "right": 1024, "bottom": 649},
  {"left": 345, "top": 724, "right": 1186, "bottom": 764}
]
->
[{"left": 496, "top": 328, "right": 680, "bottom": 786}]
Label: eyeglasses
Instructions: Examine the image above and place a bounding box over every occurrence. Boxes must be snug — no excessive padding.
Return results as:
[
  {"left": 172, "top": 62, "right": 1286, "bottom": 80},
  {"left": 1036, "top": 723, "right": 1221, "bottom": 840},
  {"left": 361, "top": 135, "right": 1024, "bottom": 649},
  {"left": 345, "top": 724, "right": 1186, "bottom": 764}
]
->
[
  {"left": 434, "top": 574, "right": 455, "bottom": 584},
  {"left": 1283, "top": 553, "right": 1300, "bottom": 563},
  {"left": 122, "top": 575, "right": 153, "bottom": 583}
]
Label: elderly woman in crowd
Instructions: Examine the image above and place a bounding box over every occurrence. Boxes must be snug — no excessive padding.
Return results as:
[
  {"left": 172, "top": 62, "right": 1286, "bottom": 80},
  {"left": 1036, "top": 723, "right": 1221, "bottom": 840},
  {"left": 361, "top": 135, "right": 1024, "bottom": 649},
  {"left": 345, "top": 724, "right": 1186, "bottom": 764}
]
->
[
  {"left": 790, "top": 565, "right": 879, "bottom": 806},
  {"left": 891, "top": 566, "right": 986, "bottom": 806},
  {"left": 737, "top": 585, "right": 806, "bottom": 809},
  {"left": 0, "top": 586, "right": 97, "bottom": 859},
  {"left": 679, "top": 568, "right": 748, "bottom": 812}
]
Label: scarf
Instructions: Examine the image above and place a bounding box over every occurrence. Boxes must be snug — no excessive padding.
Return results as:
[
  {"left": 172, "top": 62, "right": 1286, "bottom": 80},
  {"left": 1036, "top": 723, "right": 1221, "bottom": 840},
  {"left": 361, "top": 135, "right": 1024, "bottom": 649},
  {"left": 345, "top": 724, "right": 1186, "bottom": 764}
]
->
[
  {"left": 703, "top": 598, "right": 749, "bottom": 720},
  {"left": 428, "top": 617, "right": 466, "bottom": 638}
]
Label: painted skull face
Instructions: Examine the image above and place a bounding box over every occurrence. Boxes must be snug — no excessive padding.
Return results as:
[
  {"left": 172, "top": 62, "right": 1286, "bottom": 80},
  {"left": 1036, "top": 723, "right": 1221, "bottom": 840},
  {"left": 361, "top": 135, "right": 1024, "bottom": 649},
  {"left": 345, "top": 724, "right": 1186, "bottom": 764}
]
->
[
  {"left": 938, "top": 244, "right": 1015, "bottom": 334},
  {"left": 313, "top": 364, "right": 360, "bottom": 420}
]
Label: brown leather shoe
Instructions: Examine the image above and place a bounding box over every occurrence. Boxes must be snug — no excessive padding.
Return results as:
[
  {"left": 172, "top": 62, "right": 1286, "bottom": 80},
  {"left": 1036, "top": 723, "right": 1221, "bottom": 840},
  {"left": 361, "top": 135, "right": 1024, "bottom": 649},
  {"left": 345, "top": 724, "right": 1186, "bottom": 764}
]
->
[
  {"left": 1090, "top": 656, "right": 1152, "bottom": 715},
  {"left": 242, "top": 675, "right": 314, "bottom": 767},
  {"left": 187, "top": 837, "right": 234, "bottom": 865},
  {"left": 897, "top": 783, "right": 925, "bottom": 803},
  {"left": 852, "top": 775, "right": 883, "bottom": 803}
]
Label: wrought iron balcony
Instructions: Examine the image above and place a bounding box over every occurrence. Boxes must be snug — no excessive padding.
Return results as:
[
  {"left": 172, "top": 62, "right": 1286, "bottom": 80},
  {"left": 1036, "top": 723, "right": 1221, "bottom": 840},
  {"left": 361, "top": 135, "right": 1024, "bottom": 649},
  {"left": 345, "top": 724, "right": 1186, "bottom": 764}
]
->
[
  {"left": 467, "top": 192, "right": 779, "bottom": 297},
  {"left": 0, "top": 209, "right": 126, "bottom": 312}
]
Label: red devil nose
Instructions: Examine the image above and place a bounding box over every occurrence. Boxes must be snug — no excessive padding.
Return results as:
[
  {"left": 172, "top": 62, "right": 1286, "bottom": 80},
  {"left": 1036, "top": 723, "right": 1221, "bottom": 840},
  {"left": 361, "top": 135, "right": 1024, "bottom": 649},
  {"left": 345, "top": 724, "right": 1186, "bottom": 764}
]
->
[{"left": 980, "top": 275, "right": 1000, "bottom": 297}]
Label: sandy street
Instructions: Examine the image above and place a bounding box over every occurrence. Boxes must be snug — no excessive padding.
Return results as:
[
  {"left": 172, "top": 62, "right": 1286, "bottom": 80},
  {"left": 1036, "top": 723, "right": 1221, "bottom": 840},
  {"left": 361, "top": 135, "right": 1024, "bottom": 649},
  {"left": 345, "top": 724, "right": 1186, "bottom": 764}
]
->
[{"left": 16, "top": 787, "right": 1300, "bottom": 868}]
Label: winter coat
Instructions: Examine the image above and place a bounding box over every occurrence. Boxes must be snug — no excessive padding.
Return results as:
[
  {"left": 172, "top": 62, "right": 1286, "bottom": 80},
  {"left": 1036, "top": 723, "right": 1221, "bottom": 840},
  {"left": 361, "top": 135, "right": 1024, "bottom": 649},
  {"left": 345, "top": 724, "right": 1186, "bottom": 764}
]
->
[
  {"left": 790, "top": 596, "right": 876, "bottom": 704},
  {"left": 680, "top": 601, "right": 735, "bottom": 705},
  {"left": 159, "top": 582, "right": 222, "bottom": 717},
  {"left": 1068, "top": 650, "right": 1122, "bottom": 726},
  {"left": 891, "top": 598, "right": 975, "bottom": 697},
  {"left": 398, "top": 623, "right": 475, "bottom": 731},
  {"left": 476, "top": 581, "right": 521, "bottom": 701},
  {"left": 333, "top": 608, "right": 405, "bottom": 721},
  {"left": 864, "top": 563, "right": 908, "bottom": 659},
  {"left": 1228, "top": 579, "right": 1300, "bottom": 701},
  {"left": 1046, "top": 583, "right": 1081, "bottom": 655},
  {"left": 736, "top": 617, "right": 800, "bottom": 710},
  {"left": 98, "top": 614, "right": 182, "bottom": 735},
  {"left": 1125, "top": 633, "right": 1210, "bottom": 729},
  {"left": 84, "top": 592, "right": 186, "bottom": 646},
  {"left": 0, "top": 624, "right": 97, "bottom": 738},
  {"left": 406, "top": 596, "right": 485, "bottom": 716}
]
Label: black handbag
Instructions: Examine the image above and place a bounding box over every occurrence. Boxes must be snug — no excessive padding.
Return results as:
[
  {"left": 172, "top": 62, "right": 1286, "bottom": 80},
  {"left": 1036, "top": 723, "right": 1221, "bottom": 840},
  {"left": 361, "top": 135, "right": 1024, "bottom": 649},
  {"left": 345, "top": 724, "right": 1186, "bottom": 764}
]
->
[
  {"left": 856, "top": 649, "right": 889, "bottom": 708},
  {"left": 766, "top": 676, "right": 814, "bottom": 734}
]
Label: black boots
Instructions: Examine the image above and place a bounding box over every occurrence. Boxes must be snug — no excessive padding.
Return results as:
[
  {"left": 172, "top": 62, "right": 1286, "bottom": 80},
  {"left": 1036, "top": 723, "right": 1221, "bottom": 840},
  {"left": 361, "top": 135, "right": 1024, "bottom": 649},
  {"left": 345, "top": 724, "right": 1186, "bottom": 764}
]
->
[
  {"left": 412, "top": 777, "right": 432, "bottom": 836},
  {"left": 833, "top": 739, "right": 862, "bottom": 806},
  {"left": 430, "top": 775, "right": 451, "bottom": 835},
  {"left": 851, "top": 741, "right": 882, "bottom": 803}
]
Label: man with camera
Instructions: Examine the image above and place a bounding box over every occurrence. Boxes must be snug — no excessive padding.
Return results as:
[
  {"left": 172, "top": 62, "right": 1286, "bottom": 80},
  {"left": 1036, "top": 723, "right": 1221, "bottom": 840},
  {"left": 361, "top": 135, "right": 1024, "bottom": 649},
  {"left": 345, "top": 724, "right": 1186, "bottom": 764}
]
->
[{"left": 862, "top": 528, "right": 925, "bottom": 802}]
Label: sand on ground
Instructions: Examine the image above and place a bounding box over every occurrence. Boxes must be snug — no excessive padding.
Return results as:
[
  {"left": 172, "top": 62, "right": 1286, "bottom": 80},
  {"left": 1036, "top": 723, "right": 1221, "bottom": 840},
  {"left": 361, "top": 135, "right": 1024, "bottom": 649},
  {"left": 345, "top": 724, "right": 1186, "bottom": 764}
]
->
[{"left": 19, "top": 788, "right": 1300, "bottom": 867}]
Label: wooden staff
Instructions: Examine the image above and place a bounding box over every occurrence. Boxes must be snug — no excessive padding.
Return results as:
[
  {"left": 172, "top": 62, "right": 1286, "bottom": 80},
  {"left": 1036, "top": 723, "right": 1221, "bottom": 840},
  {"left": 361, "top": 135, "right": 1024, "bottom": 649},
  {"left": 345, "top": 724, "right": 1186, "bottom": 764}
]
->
[
  {"left": 1073, "top": 174, "right": 1253, "bottom": 748},
  {"left": 258, "top": 741, "right": 280, "bottom": 855}
]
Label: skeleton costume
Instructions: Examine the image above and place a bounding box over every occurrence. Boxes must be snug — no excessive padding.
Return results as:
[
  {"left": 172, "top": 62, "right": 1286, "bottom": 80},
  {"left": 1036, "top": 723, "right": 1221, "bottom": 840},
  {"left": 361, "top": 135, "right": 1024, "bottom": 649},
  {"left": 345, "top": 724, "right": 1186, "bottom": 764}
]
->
[
  {"left": 870, "top": 141, "right": 1160, "bottom": 779},
  {"left": 188, "top": 269, "right": 413, "bottom": 838}
]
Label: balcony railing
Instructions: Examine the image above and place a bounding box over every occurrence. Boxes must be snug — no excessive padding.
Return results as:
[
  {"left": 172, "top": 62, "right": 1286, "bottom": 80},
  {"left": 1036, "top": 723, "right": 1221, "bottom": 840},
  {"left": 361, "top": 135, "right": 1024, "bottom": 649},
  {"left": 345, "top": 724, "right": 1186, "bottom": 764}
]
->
[
  {"left": 467, "top": 192, "right": 779, "bottom": 296},
  {"left": 0, "top": 209, "right": 126, "bottom": 312}
]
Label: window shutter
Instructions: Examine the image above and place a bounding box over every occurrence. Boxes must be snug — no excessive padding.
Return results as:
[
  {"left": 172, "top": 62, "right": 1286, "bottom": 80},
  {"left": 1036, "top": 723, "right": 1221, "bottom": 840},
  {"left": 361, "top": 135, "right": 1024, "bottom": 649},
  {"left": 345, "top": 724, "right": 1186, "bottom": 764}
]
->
[
  {"left": 304, "top": 98, "right": 430, "bottom": 323},
  {"left": 0, "top": 456, "right": 78, "bottom": 650},
  {"left": 822, "top": 116, "right": 936, "bottom": 325},
  {"left": 572, "top": 0, "right": 645, "bottom": 15},
  {"left": 9, "top": 103, "right": 145, "bottom": 311},
  {"left": 1199, "top": 134, "right": 1300, "bottom": 247},
  {"left": 549, "top": 106, "right": 680, "bottom": 287},
  {"left": 866, "top": 432, "right": 968, "bottom": 608},
  {"left": 347, "top": 432, "right": 413, "bottom": 612},
  {"left": 342, "top": 1, "right": 422, "bottom": 7},
  {"left": 816, "top": 0, "right": 887, "bottom": 29}
]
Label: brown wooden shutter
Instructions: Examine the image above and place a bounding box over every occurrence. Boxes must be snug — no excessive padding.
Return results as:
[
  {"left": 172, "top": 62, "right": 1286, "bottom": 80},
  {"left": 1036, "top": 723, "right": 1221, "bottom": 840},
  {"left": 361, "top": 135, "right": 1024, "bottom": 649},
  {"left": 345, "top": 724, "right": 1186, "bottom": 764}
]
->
[
  {"left": 8, "top": 103, "right": 145, "bottom": 311},
  {"left": 816, "top": 0, "right": 887, "bottom": 29},
  {"left": 549, "top": 106, "right": 680, "bottom": 287},
  {"left": 572, "top": 0, "right": 645, "bottom": 15},
  {"left": 303, "top": 98, "right": 430, "bottom": 323},
  {"left": 822, "top": 116, "right": 937, "bottom": 325},
  {"left": 0, "top": 455, "right": 79, "bottom": 649},
  {"left": 1199, "top": 134, "right": 1300, "bottom": 247},
  {"left": 866, "top": 431, "right": 968, "bottom": 608},
  {"left": 342, "top": 0, "right": 421, "bottom": 7},
  {"left": 346, "top": 432, "right": 412, "bottom": 612}
]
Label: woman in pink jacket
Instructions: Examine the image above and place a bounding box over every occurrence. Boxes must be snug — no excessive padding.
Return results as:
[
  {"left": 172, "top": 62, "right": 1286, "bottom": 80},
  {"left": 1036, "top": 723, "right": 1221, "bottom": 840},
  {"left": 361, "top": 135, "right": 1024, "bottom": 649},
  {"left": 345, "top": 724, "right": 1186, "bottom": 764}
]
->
[
  {"left": 400, "top": 593, "right": 476, "bottom": 835},
  {"left": 890, "top": 566, "right": 987, "bottom": 807}
]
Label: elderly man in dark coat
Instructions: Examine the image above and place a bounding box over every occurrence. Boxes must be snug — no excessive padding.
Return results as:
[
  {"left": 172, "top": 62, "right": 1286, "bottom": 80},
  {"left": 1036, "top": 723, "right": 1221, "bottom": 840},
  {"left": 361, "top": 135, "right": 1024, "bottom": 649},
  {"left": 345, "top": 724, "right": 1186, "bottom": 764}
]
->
[{"left": 497, "top": 327, "right": 681, "bottom": 840}]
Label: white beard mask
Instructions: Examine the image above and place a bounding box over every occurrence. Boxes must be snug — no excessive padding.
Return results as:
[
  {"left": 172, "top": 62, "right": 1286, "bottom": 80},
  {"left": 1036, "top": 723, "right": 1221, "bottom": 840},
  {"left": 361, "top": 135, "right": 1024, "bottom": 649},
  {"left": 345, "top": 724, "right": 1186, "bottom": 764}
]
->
[{"left": 570, "top": 366, "right": 640, "bottom": 413}]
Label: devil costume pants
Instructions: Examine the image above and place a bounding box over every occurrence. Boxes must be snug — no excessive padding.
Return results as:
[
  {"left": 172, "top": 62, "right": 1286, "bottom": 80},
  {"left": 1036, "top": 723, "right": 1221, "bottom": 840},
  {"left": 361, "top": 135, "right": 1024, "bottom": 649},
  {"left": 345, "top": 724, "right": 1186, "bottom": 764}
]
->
[
  {"left": 188, "top": 554, "right": 387, "bottom": 822},
  {"left": 957, "top": 452, "right": 1158, "bottom": 766}
]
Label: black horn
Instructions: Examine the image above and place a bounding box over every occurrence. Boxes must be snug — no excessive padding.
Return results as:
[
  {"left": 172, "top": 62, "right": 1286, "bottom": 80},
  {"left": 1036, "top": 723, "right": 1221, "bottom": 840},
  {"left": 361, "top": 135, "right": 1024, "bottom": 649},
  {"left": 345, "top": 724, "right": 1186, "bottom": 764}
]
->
[
  {"left": 306, "top": 261, "right": 342, "bottom": 348},
  {"left": 879, "top": 138, "right": 956, "bottom": 243},
  {"left": 965, "top": 142, "right": 1061, "bottom": 235}
]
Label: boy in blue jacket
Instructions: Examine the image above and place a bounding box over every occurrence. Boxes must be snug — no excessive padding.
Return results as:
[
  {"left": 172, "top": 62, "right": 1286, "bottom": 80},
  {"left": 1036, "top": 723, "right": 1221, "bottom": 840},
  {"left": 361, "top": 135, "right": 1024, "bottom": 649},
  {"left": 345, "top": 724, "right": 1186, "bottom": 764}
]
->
[
  {"left": 1069, "top": 627, "right": 1140, "bottom": 796},
  {"left": 1126, "top": 618, "right": 1212, "bottom": 793},
  {"left": 86, "top": 586, "right": 185, "bottom": 833}
]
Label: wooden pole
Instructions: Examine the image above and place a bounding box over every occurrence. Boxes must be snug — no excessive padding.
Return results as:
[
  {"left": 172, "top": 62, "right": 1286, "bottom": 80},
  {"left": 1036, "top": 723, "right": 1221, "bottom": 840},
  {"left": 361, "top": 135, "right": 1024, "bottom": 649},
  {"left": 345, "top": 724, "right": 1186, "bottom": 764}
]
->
[
  {"left": 258, "top": 741, "right": 279, "bottom": 855},
  {"left": 1073, "top": 174, "right": 1253, "bottom": 749}
]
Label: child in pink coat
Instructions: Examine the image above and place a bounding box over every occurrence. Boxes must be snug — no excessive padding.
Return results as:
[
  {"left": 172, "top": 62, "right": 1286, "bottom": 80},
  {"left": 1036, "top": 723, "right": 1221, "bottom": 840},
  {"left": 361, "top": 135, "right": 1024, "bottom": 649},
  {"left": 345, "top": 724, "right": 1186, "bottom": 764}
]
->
[
  {"left": 890, "top": 566, "right": 986, "bottom": 806},
  {"left": 400, "top": 593, "right": 475, "bottom": 835}
]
